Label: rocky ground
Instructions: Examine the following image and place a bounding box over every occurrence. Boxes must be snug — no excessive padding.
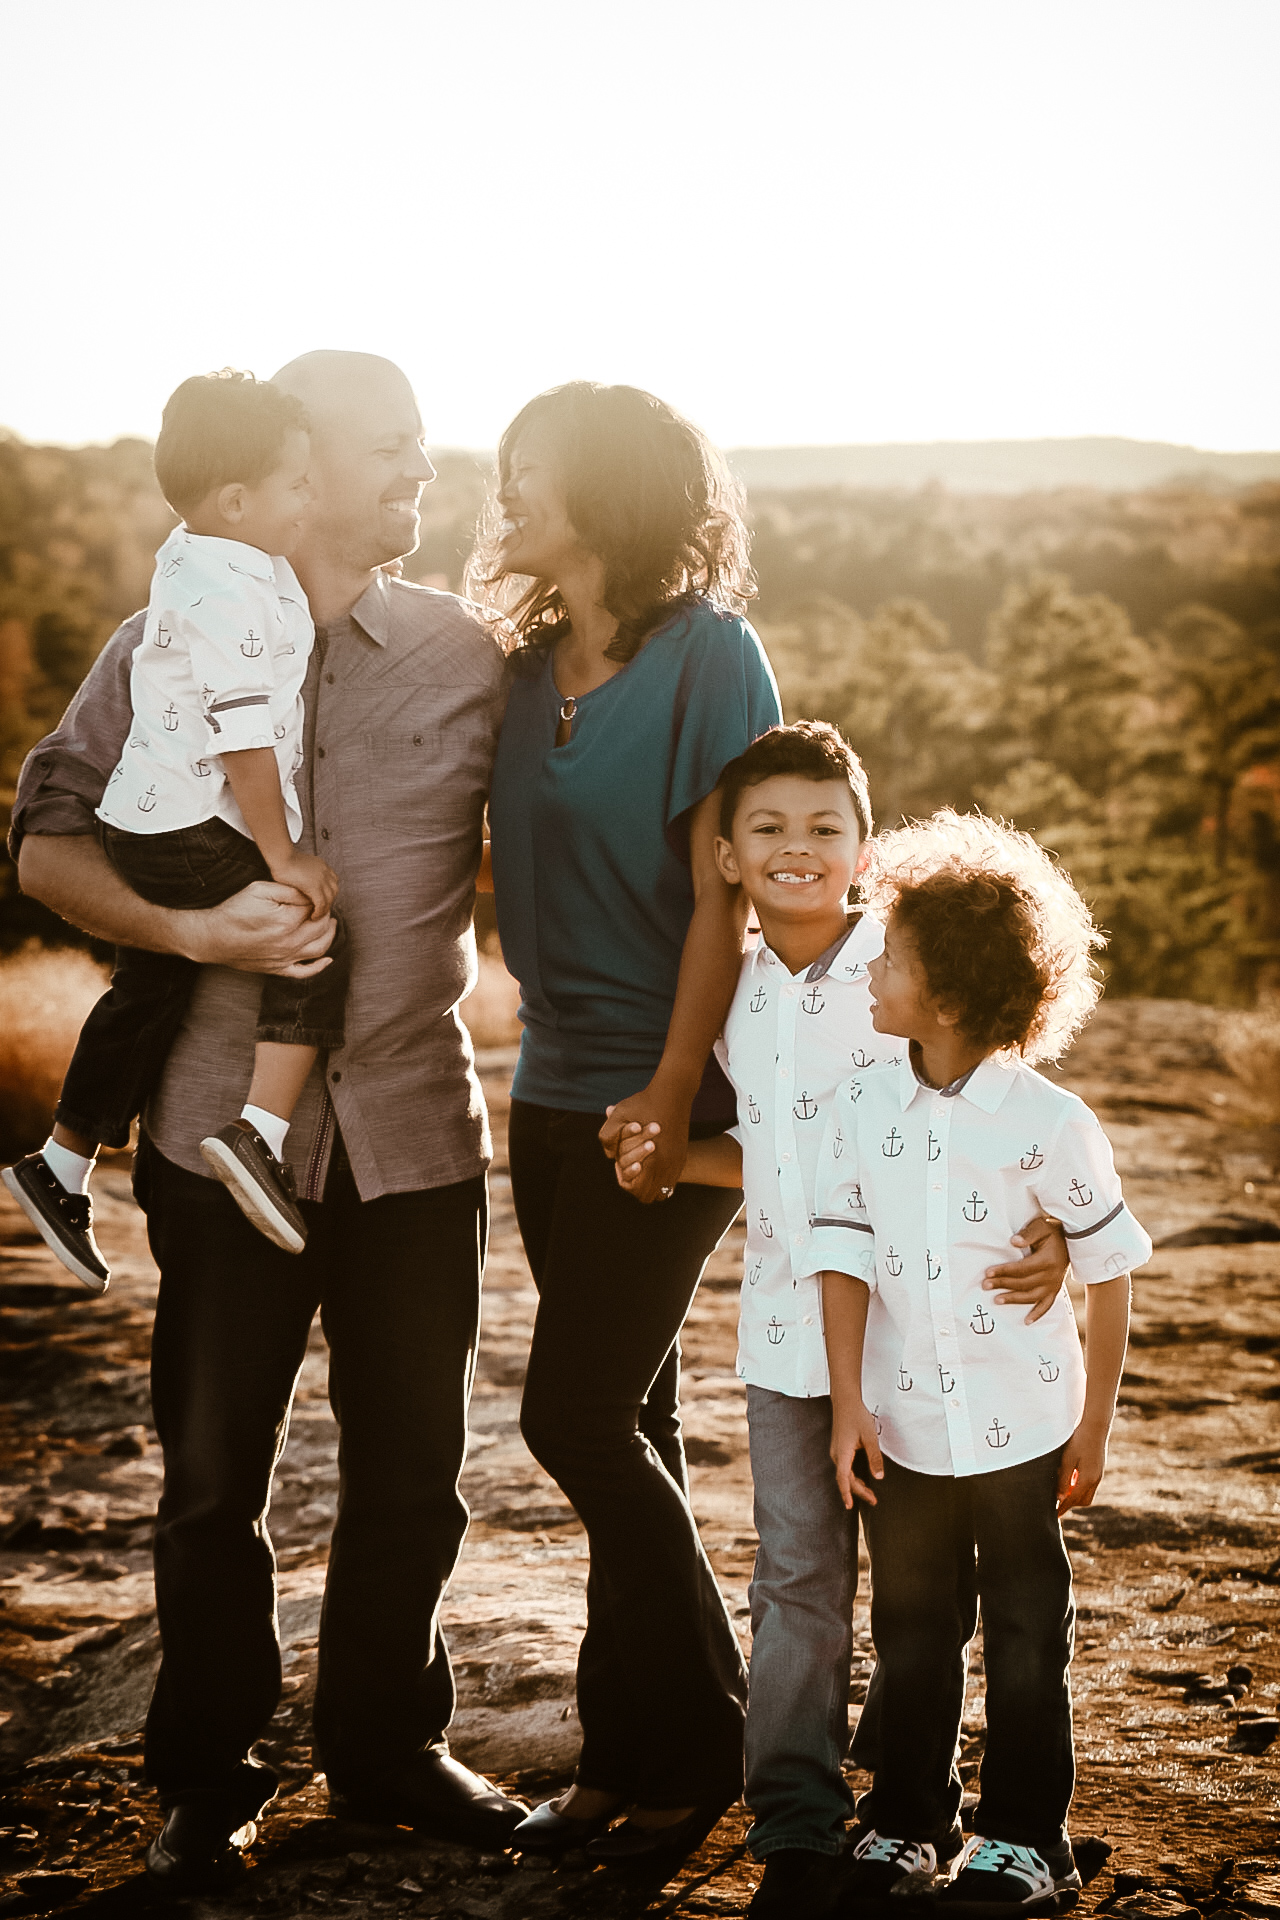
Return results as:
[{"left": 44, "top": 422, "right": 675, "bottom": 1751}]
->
[{"left": 0, "top": 1000, "right": 1278, "bottom": 1919}]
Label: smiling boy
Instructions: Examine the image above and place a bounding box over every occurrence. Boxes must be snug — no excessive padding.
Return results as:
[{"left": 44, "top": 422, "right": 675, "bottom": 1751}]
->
[{"left": 618, "top": 724, "right": 1069, "bottom": 1919}]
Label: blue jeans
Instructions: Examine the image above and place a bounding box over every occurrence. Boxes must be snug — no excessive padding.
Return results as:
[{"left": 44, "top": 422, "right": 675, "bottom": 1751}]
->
[
  {"left": 745, "top": 1386, "right": 869, "bottom": 1857},
  {"left": 859, "top": 1447, "right": 1075, "bottom": 1853}
]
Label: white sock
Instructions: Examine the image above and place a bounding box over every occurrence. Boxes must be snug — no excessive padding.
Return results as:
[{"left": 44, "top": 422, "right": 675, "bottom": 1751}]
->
[
  {"left": 241, "top": 1104, "right": 289, "bottom": 1161},
  {"left": 42, "top": 1137, "right": 95, "bottom": 1195}
]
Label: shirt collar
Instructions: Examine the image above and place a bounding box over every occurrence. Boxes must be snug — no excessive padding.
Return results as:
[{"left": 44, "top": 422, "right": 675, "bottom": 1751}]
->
[
  {"left": 751, "top": 910, "right": 884, "bottom": 982},
  {"left": 349, "top": 570, "right": 393, "bottom": 647},
  {"left": 898, "top": 1047, "right": 1019, "bottom": 1114},
  {"left": 173, "top": 528, "right": 277, "bottom": 582}
]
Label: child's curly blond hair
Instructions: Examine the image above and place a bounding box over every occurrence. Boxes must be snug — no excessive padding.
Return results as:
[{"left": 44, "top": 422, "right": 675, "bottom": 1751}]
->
[{"left": 862, "top": 809, "right": 1104, "bottom": 1063}]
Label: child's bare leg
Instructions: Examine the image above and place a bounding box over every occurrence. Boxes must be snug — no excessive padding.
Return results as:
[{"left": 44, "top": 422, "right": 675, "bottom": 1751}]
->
[
  {"left": 246, "top": 1042, "right": 319, "bottom": 1124},
  {"left": 51, "top": 1122, "right": 98, "bottom": 1158}
]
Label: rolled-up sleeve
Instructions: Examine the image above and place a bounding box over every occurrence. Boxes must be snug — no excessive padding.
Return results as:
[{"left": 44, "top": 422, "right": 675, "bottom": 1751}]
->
[
  {"left": 182, "top": 581, "right": 281, "bottom": 755},
  {"left": 7, "top": 612, "right": 143, "bottom": 860},
  {"left": 1034, "top": 1107, "right": 1153, "bottom": 1284},
  {"left": 802, "top": 1087, "right": 878, "bottom": 1283}
]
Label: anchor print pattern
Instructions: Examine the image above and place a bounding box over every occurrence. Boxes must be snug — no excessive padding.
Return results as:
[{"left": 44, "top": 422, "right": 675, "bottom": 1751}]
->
[
  {"left": 962, "top": 1190, "right": 988, "bottom": 1222},
  {"left": 832, "top": 1127, "right": 845, "bottom": 1160},
  {"left": 1068, "top": 1178, "right": 1094, "bottom": 1208},
  {"left": 851, "top": 1047, "right": 873, "bottom": 1068},
  {"left": 101, "top": 531, "right": 313, "bottom": 841},
  {"left": 747, "top": 1258, "right": 763, "bottom": 1288},
  {"left": 766, "top": 1318, "right": 785, "bottom": 1346},
  {"left": 747, "top": 1095, "right": 762, "bottom": 1125},
  {"left": 884, "top": 1245, "right": 903, "bottom": 1276},
  {"left": 986, "top": 1418, "right": 1011, "bottom": 1449},
  {"left": 750, "top": 986, "right": 767, "bottom": 1013},
  {"left": 1038, "top": 1354, "right": 1060, "bottom": 1382},
  {"left": 848, "top": 1078, "right": 863, "bottom": 1101},
  {"left": 928, "top": 1130, "right": 941, "bottom": 1162},
  {"left": 882, "top": 1127, "right": 904, "bottom": 1158},
  {"left": 938, "top": 1365, "right": 955, "bottom": 1394},
  {"left": 801, "top": 985, "right": 825, "bottom": 1015},
  {"left": 896, "top": 1364, "right": 913, "bottom": 1392},
  {"left": 871, "top": 1404, "right": 882, "bottom": 1435},
  {"left": 1020, "top": 1144, "right": 1044, "bottom": 1170},
  {"left": 970, "top": 1303, "right": 995, "bottom": 1335},
  {"left": 849, "top": 1182, "right": 864, "bottom": 1210},
  {"left": 793, "top": 1091, "right": 818, "bottom": 1121},
  {"left": 758, "top": 1210, "right": 774, "bottom": 1240},
  {"left": 926, "top": 1250, "right": 942, "bottom": 1281}
]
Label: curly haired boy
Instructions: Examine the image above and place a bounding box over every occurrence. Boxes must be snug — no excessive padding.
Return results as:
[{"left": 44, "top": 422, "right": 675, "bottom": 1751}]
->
[{"left": 804, "top": 809, "right": 1151, "bottom": 1913}]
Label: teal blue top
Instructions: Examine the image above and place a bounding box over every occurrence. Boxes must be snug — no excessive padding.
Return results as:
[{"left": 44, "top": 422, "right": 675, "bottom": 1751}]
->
[{"left": 489, "top": 598, "right": 782, "bottom": 1113}]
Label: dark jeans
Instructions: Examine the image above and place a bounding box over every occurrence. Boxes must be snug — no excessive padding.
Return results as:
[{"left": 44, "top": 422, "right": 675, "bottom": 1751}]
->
[
  {"left": 134, "top": 1131, "right": 485, "bottom": 1819},
  {"left": 56, "top": 817, "right": 348, "bottom": 1149},
  {"left": 509, "top": 1099, "right": 748, "bottom": 1807},
  {"left": 859, "top": 1447, "right": 1075, "bottom": 1853}
]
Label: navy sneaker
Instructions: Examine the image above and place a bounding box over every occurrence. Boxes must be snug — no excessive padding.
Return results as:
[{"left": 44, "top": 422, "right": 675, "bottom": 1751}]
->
[
  {"left": 845, "top": 1828, "right": 942, "bottom": 1901},
  {"left": 934, "top": 1836, "right": 1081, "bottom": 1914},
  {"left": 3, "top": 1154, "right": 109, "bottom": 1293}
]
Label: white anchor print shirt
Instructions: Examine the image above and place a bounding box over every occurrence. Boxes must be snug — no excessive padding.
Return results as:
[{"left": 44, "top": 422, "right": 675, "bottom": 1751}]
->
[
  {"left": 96, "top": 528, "right": 312, "bottom": 840},
  {"left": 716, "top": 912, "right": 890, "bottom": 1398},
  {"left": 803, "top": 1050, "right": 1153, "bottom": 1477}
]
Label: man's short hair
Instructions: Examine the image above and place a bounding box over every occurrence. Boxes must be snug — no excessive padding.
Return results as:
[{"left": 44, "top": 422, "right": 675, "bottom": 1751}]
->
[
  {"left": 719, "top": 720, "right": 873, "bottom": 841},
  {"left": 154, "top": 370, "right": 308, "bottom": 519}
]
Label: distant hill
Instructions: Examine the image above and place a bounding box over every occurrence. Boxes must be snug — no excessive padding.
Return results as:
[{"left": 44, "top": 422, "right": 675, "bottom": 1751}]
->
[{"left": 726, "top": 437, "right": 1280, "bottom": 495}]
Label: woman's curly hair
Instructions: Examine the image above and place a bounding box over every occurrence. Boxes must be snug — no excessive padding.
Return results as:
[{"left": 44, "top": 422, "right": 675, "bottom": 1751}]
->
[
  {"left": 465, "top": 382, "right": 755, "bottom": 664},
  {"left": 862, "top": 809, "right": 1104, "bottom": 1063}
]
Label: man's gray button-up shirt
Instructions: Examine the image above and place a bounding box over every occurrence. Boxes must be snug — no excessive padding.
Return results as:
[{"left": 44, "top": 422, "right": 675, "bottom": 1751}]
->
[{"left": 10, "top": 571, "right": 512, "bottom": 1201}]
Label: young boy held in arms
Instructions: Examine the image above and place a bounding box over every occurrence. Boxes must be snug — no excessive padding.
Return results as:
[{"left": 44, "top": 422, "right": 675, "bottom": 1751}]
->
[
  {"left": 618, "top": 728, "right": 1070, "bottom": 1919},
  {"left": 4, "top": 370, "right": 347, "bottom": 1289},
  {"left": 805, "top": 809, "right": 1151, "bottom": 1911}
]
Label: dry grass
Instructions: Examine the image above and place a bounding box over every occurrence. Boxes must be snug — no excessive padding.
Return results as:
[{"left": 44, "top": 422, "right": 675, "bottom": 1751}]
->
[
  {"left": 0, "top": 942, "right": 109, "bottom": 1158},
  {"left": 1217, "top": 1003, "right": 1280, "bottom": 1124},
  {"left": 0, "top": 941, "right": 522, "bottom": 1159}
]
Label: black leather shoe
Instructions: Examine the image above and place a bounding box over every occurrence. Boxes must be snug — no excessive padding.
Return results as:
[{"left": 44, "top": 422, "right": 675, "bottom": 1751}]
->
[
  {"left": 511, "top": 1796, "right": 623, "bottom": 1856},
  {"left": 586, "top": 1800, "right": 733, "bottom": 1874},
  {"left": 145, "top": 1803, "right": 257, "bottom": 1890},
  {"left": 329, "top": 1750, "right": 528, "bottom": 1849}
]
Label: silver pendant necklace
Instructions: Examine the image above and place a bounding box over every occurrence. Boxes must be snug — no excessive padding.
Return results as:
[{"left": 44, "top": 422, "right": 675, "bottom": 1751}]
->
[{"left": 559, "top": 695, "right": 577, "bottom": 724}]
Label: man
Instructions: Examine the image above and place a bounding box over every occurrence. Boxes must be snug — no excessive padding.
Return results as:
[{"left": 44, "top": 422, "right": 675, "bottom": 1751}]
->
[{"left": 9, "top": 352, "right": 523, "bottom": 1887}]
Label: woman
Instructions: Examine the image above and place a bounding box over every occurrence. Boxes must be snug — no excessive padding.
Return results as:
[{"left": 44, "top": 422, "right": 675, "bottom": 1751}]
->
[{"left": 477, "top": 383, "right": 779, "bottom": 1869}]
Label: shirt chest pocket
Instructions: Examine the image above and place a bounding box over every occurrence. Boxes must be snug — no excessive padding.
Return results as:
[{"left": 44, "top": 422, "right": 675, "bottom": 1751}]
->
[{"left": 362, "top": 725, "right": 490, "bottom": 834}]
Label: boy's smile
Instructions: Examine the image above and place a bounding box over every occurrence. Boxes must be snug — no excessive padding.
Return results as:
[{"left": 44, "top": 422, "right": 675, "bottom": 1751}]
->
[{"left": 717, "top": 773, "right": 865, "bottom": 974}]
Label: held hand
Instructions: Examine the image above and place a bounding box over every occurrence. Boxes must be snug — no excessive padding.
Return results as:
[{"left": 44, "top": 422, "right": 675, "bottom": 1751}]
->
[
  {"left": 983, "top": 1214, "right": 1069, "bottom": 1324},
  {"left": 829, "top": 1406, "right": 885, "bottom": 1510},
  {"left": 175, "top": 880, "right": 337, "bottom": 979},
  {"left": 612, "top": 1119, "right": 661, "bottom": 1193},
  {"left": 271, "top": 852, "right": 340, "bottom": 920},
  {"left": 1057, "top": 1420, "right": 1109, "bottom": 1515},
  {"left": 599, "top": 1086, "right": 691, "bottom": 1205}
]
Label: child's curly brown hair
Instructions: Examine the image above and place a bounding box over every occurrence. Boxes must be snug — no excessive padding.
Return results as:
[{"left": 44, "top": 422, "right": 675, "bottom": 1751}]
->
[{"left": 862, "top": 809, "right": 1104, "bottom": 1063}]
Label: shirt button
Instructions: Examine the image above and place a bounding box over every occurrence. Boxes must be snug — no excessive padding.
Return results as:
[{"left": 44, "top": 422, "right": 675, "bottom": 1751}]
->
[
  {"left": 779, "top": 1068, "right": 789, "bottom": 1078},
  {"left": 317, "top": 747, "right": 326, "bottom": 759},
  {"left": 793, "top": 1232, "right": 804, "bottom": 1244},
  {"left": 933, "top": 1183, "right": 942, "bottom": 1192},
  {"left": 331, "top": 1071, "right": 342, "bottom": 1083},
  {"left": 939, "top": 1327, "right": 951, "bottom": 1337},
  {"left": 413, "top": 734, "right": 423, "bottom": 745},
  {"left": 950, "top": 1397, "right": 961, "bottom": 1408},
  {"left": 782, "top": 1152, "right": 792, "bottom": 1163},
  {"left": 321, "top": 828, "right": 330, "bottom": 840},
  {"left": 325, "top": 671, "right": 335, "bottom": 684},
  {"left": 802, "top": 1315, "right": 814, "bottom": 1326}
]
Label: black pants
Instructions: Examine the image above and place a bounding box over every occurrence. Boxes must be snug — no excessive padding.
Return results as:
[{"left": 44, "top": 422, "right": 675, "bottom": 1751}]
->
[
  {"left": 134, "top": 1131, "right": 485, "bottom": 1819},
  {"left": 509, "top": 1098, "right": 748, "bottom": 1808},
  {"left": 859, "top": 1448, "right": 1075, "bottom": 1853},
  {"left": 56, "top": 818, "right": 348, "bottom": 1149}
]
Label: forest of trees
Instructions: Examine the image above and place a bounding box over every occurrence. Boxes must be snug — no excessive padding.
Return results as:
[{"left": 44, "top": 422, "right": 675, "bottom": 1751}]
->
[{"left": 1, "top": 429, "right": 1278, "bottom": 1004}]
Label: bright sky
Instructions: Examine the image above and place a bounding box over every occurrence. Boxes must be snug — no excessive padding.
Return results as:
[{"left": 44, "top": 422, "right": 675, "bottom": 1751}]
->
[{"left": 2, "top": 0, "right": 1277, "bottom": 453}]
